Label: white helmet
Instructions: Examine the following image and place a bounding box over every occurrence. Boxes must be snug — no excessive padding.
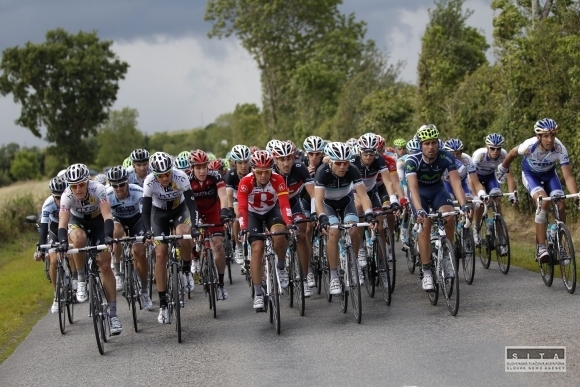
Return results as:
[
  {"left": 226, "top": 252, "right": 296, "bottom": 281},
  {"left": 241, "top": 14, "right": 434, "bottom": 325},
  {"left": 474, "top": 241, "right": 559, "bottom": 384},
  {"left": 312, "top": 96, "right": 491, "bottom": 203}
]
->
[
  {"left": 149, "top": 152, "right": 173, "bottom": 173},
  {"left": 266, "top": 139, "right": 283, "bottom": 153},
  {"left": 230, "top": 145, "right": 251, "bottom": 161},
  {"left": 64, "top": 163, "right": 90, "bottom": 184},
  {"left": 358, "top": 132, "right": 378, "bottom": 150},
  {"left": 270, "top": 141, "right": 294, "bottom": 158},
  {"left": 303, "top": 136, "right": 325, "bottom": 153},
  {"left": 324, "top": 142, "right": 352, "bottom": 161}
]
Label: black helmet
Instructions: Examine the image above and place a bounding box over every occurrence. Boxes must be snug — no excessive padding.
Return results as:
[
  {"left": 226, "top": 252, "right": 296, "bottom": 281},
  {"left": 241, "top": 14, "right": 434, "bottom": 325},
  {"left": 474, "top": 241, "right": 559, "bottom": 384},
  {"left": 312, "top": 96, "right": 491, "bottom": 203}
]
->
[
  {"left": 130, "top": 149, "right": 150, "bottom": 163},
  {"left": 106, "top": 165, "right": 128, "bottom": 183}
]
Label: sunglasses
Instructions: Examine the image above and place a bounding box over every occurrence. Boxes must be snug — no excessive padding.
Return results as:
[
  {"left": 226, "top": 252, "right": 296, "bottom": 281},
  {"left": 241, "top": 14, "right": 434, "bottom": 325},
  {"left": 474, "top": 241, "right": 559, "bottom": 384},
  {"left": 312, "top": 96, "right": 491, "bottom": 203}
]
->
[
  {"left": 276, "top": 156, "right": 293, "bottom": 162},
  {"left": 308, "top": 152, "right": 322, "bottom": 157},
  {"left": 53, "top": 195, "right": 61, "bottom": 200},
  {"left": 154, "top": 171, "right": 172, "bottom": 179},
  {"left": 361, "top": 149, "right": 376, "bottom": 156},
  {"left": 254, "top": 169, "right": 272, "bottom": 176},
  {"left": 333, "top": 161, "right": 349, "bottom": 167},
  {"left": 111, "top": 182, "right": 128, "bottom": 189},
  {"left": 489, "top": 147, "right": 501, "bottom": 151},
  {"left": 134, "top": 162, "right": 148, "bottom": 167},
  {"left": 69, "top": 181, "right": 87, "bottom": 189}
]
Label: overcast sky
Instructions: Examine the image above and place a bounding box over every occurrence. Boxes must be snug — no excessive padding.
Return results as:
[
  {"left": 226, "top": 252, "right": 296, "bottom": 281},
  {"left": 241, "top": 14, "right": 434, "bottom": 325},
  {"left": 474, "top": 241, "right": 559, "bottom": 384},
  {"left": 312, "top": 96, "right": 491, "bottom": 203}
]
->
[{"left": 0, "top": 0, "right": 493, "bottom": 147}]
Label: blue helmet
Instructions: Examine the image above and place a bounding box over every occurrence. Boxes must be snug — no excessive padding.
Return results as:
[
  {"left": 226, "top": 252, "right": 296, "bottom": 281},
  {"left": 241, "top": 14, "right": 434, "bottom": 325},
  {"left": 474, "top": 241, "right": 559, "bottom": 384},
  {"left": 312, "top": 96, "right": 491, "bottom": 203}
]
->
[
  {"left": 534, "top": 118, "right": 558, "bottom": 134},
  {"left": 443, "top": 138, "right": 464, "bottom": 151},
  {"left": 485, "top": 133, "right": 505, "bottom": 147},
  {"left": 173, "top": 155, "right": 190, "bottom": 171},
  {"left": 406, "top": 139, "right": 420, "bottom": 153}
]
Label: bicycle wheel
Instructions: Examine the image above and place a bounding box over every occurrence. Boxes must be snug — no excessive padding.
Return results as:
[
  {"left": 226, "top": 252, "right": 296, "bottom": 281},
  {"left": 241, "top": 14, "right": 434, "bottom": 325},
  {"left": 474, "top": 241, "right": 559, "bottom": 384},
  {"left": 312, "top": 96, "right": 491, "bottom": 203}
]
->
[
  {"left": 441, "top": 238, "right": 459, "bottom": 316},
  {"left": 172, "top": 262, "right": 182, "bottom": 343},
  {"left": 291, "top": 247, "right": 305, "bottom": 316},
  {"left": 494, "top": 216, "right": 511, "bottom": 274},
  {"left": 66, "top": 273, "right": 74, "bottom": 324},
  {"left": 385, "top": 229, "right": 396, "bottom": 293},
  {"left": 148, "top": 248, "right": 154, "bottom": 298},
  {"left": 364, "top": 256, "right": 376, "bottom": 298},
  {"left": 538, "top": 238, "right": 554, "bottom": 287},
  {"left": 339, "top": 253, "right": 348, "bottom": 313},
  {"left": 56, "top": 266, "right": 66, "bottom": 335},
  {"left": 425, "top": 260, "right": 439, "bottom": 306},
  {"left": 89, "top": 275, "right": 105, "bottom": 355},
  {"left": 461, "top": 227, "right": 475, "bottom": 285},
  {"left": 406, "top": 227, "right": 416, "bottom": 274},
  {"left": 270, "top": 256, "right": 281, "bottom": 334},
  {"left": 126, "top": 259, "right": 138, "bottom": 332},
  {"left": 477, "top": 220, "right": 491, "bottom": 269},
  {"left": 347, "top": 246, "right": 361, "bottom": 323},
  {"left": 210, "top": 259, "right": 218, "bottom": 319},
  {"left": 287, "top": 248, "right": 294, "bottom": 308},
  {"left": 557, "top": 223, "right": 576, "bottom": 294},
  {"left": 375, "top": 235, "right": 391, "bottom": 306}
]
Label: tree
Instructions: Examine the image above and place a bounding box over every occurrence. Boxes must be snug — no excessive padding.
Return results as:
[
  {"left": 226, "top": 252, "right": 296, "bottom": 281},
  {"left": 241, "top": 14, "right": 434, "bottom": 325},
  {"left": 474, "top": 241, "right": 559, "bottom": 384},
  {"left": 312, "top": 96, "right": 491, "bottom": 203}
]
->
[
  {"left": 95, "top": 107, "right": 145, "bottom": 168},
  {"left": 416, "top": 0, "right": 489, "bottom": 128},
  {"left": 0, "top": 28, "right": 129, "bottom": 165},
  {"left": 10, "top": 150, "right": 39, "bottom": 181}
]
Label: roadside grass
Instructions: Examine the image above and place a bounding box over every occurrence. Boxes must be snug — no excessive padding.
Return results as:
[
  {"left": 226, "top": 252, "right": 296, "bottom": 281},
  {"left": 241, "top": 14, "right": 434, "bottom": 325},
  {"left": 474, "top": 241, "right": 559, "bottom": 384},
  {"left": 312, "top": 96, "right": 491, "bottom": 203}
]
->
[{"left": 0, "top": 232, "right": 53, "bottom": 363}]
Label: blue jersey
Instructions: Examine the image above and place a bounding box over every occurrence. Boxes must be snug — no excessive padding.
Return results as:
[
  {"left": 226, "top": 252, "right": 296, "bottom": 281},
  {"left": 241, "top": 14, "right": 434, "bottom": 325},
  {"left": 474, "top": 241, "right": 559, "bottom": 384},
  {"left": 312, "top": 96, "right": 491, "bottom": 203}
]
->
[{"left": 405, "top": 150, "right": 457, "bottom": 187}]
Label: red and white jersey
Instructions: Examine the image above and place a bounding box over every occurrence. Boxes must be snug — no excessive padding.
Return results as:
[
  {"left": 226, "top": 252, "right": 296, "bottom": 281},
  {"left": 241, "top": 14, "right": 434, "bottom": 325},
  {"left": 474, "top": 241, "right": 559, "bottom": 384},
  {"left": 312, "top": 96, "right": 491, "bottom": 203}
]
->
[
  {"left": 376, "top": 154, "right": 398, "bottom": 186},
  {"left": 237, "top": 172, "right": 292, "bottom": 229}
]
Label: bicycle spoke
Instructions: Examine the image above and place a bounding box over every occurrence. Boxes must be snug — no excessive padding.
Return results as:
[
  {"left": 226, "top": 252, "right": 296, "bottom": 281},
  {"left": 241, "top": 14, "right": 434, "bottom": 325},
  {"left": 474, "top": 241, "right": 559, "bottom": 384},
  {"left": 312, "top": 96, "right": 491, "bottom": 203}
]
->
[
  {"left": 557, "top": 223, "right": 576, "bottom": 294},
  {"left": 494, "top": 216, "right": 511, "bottom": 274}
]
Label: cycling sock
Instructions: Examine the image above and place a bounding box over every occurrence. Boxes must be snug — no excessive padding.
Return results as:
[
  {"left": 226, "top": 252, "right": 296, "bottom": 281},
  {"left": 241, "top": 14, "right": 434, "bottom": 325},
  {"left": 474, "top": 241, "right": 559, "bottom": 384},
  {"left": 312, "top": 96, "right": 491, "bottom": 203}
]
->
[
  {"left": 330, "top": 269, "right": 338, "bottom": 280},
  {"left": 141, "top": 280, "right": 148, "bottom": 292},
  {"left": 538, "top": 243, "right": 547, "bottom": 250},
  {"left": 158, "top": 291, "right": 167, "bottom": 307},
  {"left": 277, "top": 260, "right": 286, "bottom": 270},
  {"left": 308, "top": 265, "right": 314, "bottom": 274},
  {"left": 114, "top": 261, "right": 121, "bottom": 275},
  {"left": 109, "top": 301, "right": 117, "bottom": 317},
  {"left": 77, "top": 268, "right": 86, "bottom": 282},
  {"left": 72, "top": 272, "right": 78, "bottom": 281},
  {"left": 422, "top": 263, "right": 432, "bottom": 272},
  {"left": 182, "top": 260, "right": 192, "bottom": 273},
  {"left": 254, "top": 284, "right": 263, "bottom": 296},
  {"left": 218, "top": 273, "right": 224, "bottom": 286}
]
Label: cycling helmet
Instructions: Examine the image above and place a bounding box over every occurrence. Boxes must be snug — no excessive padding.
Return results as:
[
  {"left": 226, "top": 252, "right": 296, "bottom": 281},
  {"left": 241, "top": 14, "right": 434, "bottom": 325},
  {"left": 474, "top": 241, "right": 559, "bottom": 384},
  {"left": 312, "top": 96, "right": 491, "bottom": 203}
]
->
[
  {"left": 443, "top": 138, "right": 464, "bottom": 151},
  {"left": 190, "top": 149, "right": 209, "bottom": 165},
  {"left": 178, "top": 151, "right": 190, "bottom": 159},
  {"left": 64, "top": 163, "right": 90, "bottom": 184},
  {"left": 416, "top": 124, "right": 439, "bottom": 142},
  {"left": 438, "top": 139, "right": 444, "bottom": 148},
  {"left": 207, "top": 152, "right": 216, "bottom": 161},
  {"left": 406, "top": 138, "right": 420, "bottom": 153},
  {"left": 358, "top": 133, "right": 378, "bottom": 151},
  {"left": 130, "top": 149, "right": 150, "bottom": 163},
  {"left": 393, "top": 138, "right": 406, "bottom": 148},
  {"left": 534, "top": 118, "right": 558, "bottom": 134},
  {"left": 295, "top": 148, "right": 304, "bottom": 159},
  {"left": 231, "top": 145, "right": 251, "bottom": 161},
  {"left": 173, "top": 155, "right": 190, "bottom": 171},
  {"left": 57, "top": 169, "right": 67, "bottom": 177},
  {"left": 324, "top": 142, "right": 352, "bottom": 161},
  {"left": 223, "top": 159, "right": 230, "bottom": 169},
  {"left": 149, "top": 152, "right": 173, "bottom": 173},
  {"left": 485, "top": 133, "right": 505, "bottom": 147},
  {"left": 49, "top": 176, "right": 67, "bottom": 194},
  {"left": 375, "top": 134, "right": 385, "bottom": 150},
  {"left": 345, "top": 138, "right": 358, "bottom": 148},
  {"left": 93, "top": 174, "right": 107, "bottom": 185},
  {"left": 270, "top": 141, "right": 294, "bottom": 158},
  {"left": 107, "top": 165, "right": 129, "bottom": 183},
  {"left": 251, "top": 150, "right": 274, "bottom": 169},
  {"left": 122, "top": 157, "right": 132, "bottom": 168},
  {"left": 303, "top": 136, "right": 325, "bottom": 152},
  {"left": 266, "top": 140, "right": 282, "bottom": 153},
  {"left": 249, "top": 146, "right": 260, "bottom": 155},
  {"left": 209, "top": 159, "right": 224, "bottom": 170}
]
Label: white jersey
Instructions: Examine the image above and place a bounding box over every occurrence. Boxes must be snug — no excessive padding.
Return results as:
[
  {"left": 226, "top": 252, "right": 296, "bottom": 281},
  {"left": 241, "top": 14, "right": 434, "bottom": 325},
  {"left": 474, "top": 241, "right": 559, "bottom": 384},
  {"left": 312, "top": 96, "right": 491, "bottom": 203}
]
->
[
  {"left": 40, "top": 196, "right": 59, "bottom": 224},
  {"left": 472, "top": 148, "right": 508, "bottom": 176},
  {"left": 60, "top": 180, "right": 108, "bottom": 218},
  {"left": 444, "top": 153, "right": 476, "bottom": 182},
  {"left": 126, "top": 165, "right": 151, "bottom": 188},
  {"left": 517, "top": 137, "right": 570, "bottom": 173},
  {"left": 106, "top": 184, "right": 143, "bottom": 218},
  {"left": 143, "top": 170, "right": 191, "bottom": 210}
]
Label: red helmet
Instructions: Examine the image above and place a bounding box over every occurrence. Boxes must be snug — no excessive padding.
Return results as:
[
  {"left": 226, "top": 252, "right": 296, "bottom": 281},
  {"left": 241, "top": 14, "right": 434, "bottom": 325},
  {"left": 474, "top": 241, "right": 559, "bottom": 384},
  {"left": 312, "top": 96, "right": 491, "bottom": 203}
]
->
[
  {"left": 385, "top": 146, "right": 396, "bottom": 154},
  {"left": 375, "top": 134, "right": 385, "bottom": 150},
  {"left": 209, "top": 158, "right": 224, "bottom": 170},
  {"left": 251, "top": 150, "right": 274, "bottom": 169},
  {"left": 190, "top": 149, "right": 209, "bottom": 165},
  {"left": 249, "top": 146, "right": 260, "bottom": 155}
]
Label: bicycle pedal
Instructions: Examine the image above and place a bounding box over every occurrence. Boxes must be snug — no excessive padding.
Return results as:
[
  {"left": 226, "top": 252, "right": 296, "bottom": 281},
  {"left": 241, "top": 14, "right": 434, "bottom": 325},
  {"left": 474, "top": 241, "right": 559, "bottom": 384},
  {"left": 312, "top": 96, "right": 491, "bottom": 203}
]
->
[{"left": 255, "top": 308, "right": 265, "bottom": 313}]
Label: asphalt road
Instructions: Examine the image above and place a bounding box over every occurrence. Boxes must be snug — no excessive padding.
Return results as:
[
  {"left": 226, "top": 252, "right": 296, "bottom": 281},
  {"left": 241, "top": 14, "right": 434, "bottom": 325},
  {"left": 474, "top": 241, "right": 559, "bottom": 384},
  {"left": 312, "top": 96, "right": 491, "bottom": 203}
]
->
[{"left": 1, "top": 243, "right": 578, "bottom": 387}]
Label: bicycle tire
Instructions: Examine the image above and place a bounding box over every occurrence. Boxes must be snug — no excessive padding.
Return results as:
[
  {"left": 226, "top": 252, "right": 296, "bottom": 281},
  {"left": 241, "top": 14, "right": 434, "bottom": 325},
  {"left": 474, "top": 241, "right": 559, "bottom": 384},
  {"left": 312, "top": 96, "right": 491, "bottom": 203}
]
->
[
  {"left": 148, "top": 248, "right": 154, "bottom": 299},
  {"left": 375, "top": 235, "right": 391, "bottom": 306},
  {"left": 320, "top": 237, "right": 331, "bottom": 302},
  {"left": 441, "top": 238, "right": 459, "bottom": 316},
  {"left": 210, "top": 257, "right": 218, "bottom": 319},
  {"left": 406, "top": 227, "right": 416, "bottom": 274},
  {"left": 172, "top": 262, "right": 182, "bottom": 343},
  {"left": 66, "top": 273, "right": 74, "bottom": 324},
  {"left": 364, "top": 258, "right": 376, "bottom": 298},
  {"left": 385, "top": 228, "right": 396, "bottom": 293},
  {"left": 538, "top": 237, "right": 554, "bottom": 287},
  {"left": 127, "top": 259, "right": 138, "bottom": 332},
  {"left": 56, "top": 266, "right": 66, "bottom": 335},
  {"left": 477, "top": 219, "right": 491, "bottom": 269},
  {"left": 461, "top": 226, "right": 475, "bottom": 285},
  {"left": 426, "top": 257, "right": 439, "bottom": 306},
  {"left": 292, "top": 246, "right": 305, "bottom": 316},
  {"left": 494, "top": 215, "right": 511, "bottom": 274},
  {"left": 270, "top": 255, "right": 281, "bottom": 334},
  {"left": 557, "top": 223, "right": 576, "bottom": 294},
  {"left": 287, "top": 248, "right": 294, "bottom": 308},
  {"left": 347, "top": 247, "right": 362, "bottom": 323},
  {"left": 89, "top": 275, "right": 105, "bottom": 355},
  {"left": 339, "top": 250, "right": 348, "bottom": 313}
]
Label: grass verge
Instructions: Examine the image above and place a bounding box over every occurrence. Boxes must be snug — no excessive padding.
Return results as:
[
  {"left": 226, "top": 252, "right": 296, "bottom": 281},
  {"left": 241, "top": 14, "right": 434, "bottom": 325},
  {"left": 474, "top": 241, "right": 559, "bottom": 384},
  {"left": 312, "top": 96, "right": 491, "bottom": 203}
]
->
[{"left": 0, "top": 232, "right": 53, "bottom": 363}]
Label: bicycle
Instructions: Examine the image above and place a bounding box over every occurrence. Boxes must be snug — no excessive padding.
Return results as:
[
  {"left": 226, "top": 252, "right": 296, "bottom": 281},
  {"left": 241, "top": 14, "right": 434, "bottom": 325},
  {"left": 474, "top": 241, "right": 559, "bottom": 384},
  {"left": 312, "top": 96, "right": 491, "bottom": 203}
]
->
[
  {"left": 329, "top": 221, "right": 370, "bottom": 324},
  {"left": 404, "top": 209, "right": 420, "bottom": 275},
  {"left": 535, "top": 193, "right": 579, "bottom": 294},
  {"left": 476, "top": 191, "right": 517, "bottom": 274},
  {"left": 147, "top": 244, "right": 155, "bottom": 300},
  {"left": 223, "top": 221, "right": 234, "bottom": 285},
  {"left": 195, "top": 220, "right": 223, "bottom": 319},
  {"left": 361, "top": 218, "right": 391, "bottom": 306},
  {"left": 418, "top": 210, "right": 461, "bottom": 316},
  {"left": 25, "top": 215, "right": 51, "bottom": 281},
  {"left": 247, "top": 230, "right": 291, "bottom": 335},
  {"left": 285, "top": 218, "right": 314, "bottom": 316},
  {"left": 452, "top": 200, "right": 478, "bottom": 285}
]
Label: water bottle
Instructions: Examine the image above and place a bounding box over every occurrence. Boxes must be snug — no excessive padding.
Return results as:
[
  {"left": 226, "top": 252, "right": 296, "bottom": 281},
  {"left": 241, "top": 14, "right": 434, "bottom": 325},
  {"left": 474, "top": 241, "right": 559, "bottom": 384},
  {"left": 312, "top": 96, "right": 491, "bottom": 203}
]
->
[
  {"left": 338, "top": 239, "right": 346, "bottom": 262},
  {"left": 486, "top": 218, "right": 494, "bottom": 236},
  {"left": 365, "top": 229, "right": 372, "bottom": 250},
  {"left": 547, "top": 223, "right": 557, "bottom": 243}
]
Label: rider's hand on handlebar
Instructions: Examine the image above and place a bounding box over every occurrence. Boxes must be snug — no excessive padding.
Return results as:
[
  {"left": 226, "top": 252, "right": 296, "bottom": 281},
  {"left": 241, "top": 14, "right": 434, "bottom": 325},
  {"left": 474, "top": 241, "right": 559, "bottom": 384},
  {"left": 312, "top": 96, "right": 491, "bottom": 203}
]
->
[
  {"left": 416, "top": 209, "right": 428, "bottom": 224},
  {"left": 460, "top": 204, "right": 472, "bottom": 218},
  {"left": 317, "top": 214, "right": 330, "bottom": 235},
  {"left": 34, "top": 251, "right": 44, "bottom": 261},
  {"left": 57, "top": 239, "right": 69, "bottom": 252}
]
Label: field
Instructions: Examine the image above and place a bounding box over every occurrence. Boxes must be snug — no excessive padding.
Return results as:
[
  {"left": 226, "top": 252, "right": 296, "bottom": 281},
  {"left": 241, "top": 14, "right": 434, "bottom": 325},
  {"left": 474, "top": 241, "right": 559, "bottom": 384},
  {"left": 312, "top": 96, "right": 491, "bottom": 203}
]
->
[{"left": 0, "top": 180, "right": 50, "bottom": 205}]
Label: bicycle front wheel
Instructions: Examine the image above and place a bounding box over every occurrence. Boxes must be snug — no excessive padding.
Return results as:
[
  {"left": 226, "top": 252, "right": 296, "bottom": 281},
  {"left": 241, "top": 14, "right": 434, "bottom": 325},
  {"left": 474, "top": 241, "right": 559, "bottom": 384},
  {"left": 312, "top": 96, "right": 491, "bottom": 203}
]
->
[
  {"left": 385, "top": 228, "right": 396, "bottom": 293},
  {"left": 538, "top": 238, "right": 554, "bottom": 287},
  {"left": 172, "top": 263, "right": 182, "bottom": 343},
  {"left": 126, "top": 259, "right": 138, "bottom": 332},
  {"left": 148, "top": 248, "right": 155, "bottom": 298},
  {"left": 461, "top": 227, "right": 475, "bottom": 285},
  {"left": 66, "top": 274, "right": 74, "bottom": 324},
  {"left": 376, "top": 235, "right": 391, "bottom": 306},
  {"left": 210, "top": 258, "right": 218, "bottom": 319},
  {"left": 477, "top": 220, "right": 491, "bottom": 269},
  {"left": 270, "top": 256, "right": 281, "bottom": 334},
  {"left": 557, "top": 223, "right": 576, "bottom": 294},
  {"left": 89, "top": 275, "right": 105, "bottom": 355},
  {"left": 56, "top": 267, "right": 66, "bottom": 335},
  {"left": 347, "top": 246, "right": 362, "bottom": 323},
  {"left": 441, "top": 238, "right": 459, "bottom": 316},
  {"left": 494, "top": 216, "right": 511, "bottom": 274},
  {"left": 291, "top": 247, "right": 305, "bottom": 316}
]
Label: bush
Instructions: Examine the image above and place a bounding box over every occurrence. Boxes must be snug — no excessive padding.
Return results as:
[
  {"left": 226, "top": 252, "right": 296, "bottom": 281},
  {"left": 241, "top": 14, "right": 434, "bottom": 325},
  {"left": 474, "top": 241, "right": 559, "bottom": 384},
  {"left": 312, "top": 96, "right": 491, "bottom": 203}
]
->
[
  {"left": 10, "top": 150, "right": 40, "bottom": 181},
  {"left": 0, "top": 195, "right": 41, "bottom": 245}
]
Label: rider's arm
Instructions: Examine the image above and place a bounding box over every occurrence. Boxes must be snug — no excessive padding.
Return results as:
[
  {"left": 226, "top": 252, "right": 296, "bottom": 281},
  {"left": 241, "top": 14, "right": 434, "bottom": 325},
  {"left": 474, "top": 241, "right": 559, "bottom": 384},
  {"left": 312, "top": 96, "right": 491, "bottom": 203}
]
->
[
  {"left": 218, "top": 186, "right": 229, "bottom": 209},
  {"left": 99, "top": 200, "right": 114, "bottom": 239},
  {"left": 141, "top": 196, "right": 153, "bottom": 232},
  {"left": 226, "top": 187, "right": 234, "bottom": 208},
  {"left": 500, "top": 146, "right": 520, "bottom": 169},
  {"left": 354, "top": 182, "right": 373, "bottom": 213},
  {"left": 183, "top": 189, "right": 199, "bottom": 227},
  {"left": 506, "top": 171, "right": 517, "bottom": 193},
  {"left": 237, "top": 177, "right": 251, "bottom": 230},
  {"left": 406, "top": 174, "right": 422, "bottom": 211},
  {"left": 388, "top": 170, "right": 406, "bottom": 200},
  {"left": 38, "top": 223, "right": 49, "bottom": 251},
  {"left": 561, "top": 165, "right": 579, "bottom": 194},
  {"left": 448, "top": 170, "right": 468, "bottom": 207}
]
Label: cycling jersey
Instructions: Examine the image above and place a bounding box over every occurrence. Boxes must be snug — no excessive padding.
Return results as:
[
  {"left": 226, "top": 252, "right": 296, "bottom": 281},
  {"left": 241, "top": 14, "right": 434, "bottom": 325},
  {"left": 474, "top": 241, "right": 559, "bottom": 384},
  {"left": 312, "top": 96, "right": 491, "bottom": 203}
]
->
[
  {"left": 517, "top": 137, "right": 570, "bottom": 174},
  {"left": 126, "top": 165, "right": 152, "bottom": 187},
  {"left": 405, "top": 150, "right": 456, "bottom": 187},
  {"left": 41, "top": 196, "right": 59, "bottom": 225},
  {"left": 314, "top": 162, "right": 364, "bottom": 201},
  {"left": 350, "top": 154, "right": 387, "bottom": 192},
  {"left": 106, "top": 183, "right": 143, "bottom": 219},
  {"left": 237, "top": 173, "right": 292, "bottom": 230},
  {"left": 189, "top": 170, "right": 225, "bottom": 209},
  {"left": 60, "top": 180, "right": 108, "bottom": 219},
  {"left": 273, "top": 162, "right": 313, "bottom": 200},
  {"left": 142, "top": 170, "right": 190, "bottom": 210},
  {"left": 444, "top": 153, "right": 475, "bottom": 182},
  {"left": 224, "top": 167, "right": 243, "bottom": 200},
  {"left": 472, "top": 148, "right": 507, "bottom": 176}
]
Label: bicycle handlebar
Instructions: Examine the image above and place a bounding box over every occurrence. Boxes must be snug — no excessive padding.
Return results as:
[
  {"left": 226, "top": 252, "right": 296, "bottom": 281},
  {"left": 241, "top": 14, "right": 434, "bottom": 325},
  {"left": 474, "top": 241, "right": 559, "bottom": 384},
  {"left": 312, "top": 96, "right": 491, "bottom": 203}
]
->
[
  {"left": 536, "top": 193, "right": 580, "bottom": 214},
  {"left": 329, "top": 222, "right": 370, "bottom": 229}
]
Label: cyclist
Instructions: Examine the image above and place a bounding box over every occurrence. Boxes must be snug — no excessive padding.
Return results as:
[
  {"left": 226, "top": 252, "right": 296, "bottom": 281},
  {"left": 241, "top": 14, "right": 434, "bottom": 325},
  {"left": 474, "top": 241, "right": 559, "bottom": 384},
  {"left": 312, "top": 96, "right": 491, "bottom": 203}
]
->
[
  {"left": 209, "top": 158, "right": 227, "bottom": 177},
  {"left": 442, "top": 138, "right": 476, "bottom": 202},
  {"left": 498, "top": 118, "right": 578, "bottom": 263},
  {"left": 271, "top": 141, "right": 316, "bottom": 297},
  {"left": 237, "top": 150, "right": 294, "bottom": 309},
  {"left": 405, "top": 125, "right": 471, "bottom": 291},
  {"left": 397, "top": 138, "right": 420, "bottom": 247},
  {"left": 225, "top": 145, "right": 252, "bottom": 266},
  {"left": 141, "top": 152, "right": 200, "bottom": 324},
  {"left": 35, "top": 177, "right": 78, "bottom": 313},
  {"left": 471, "top": 133, "right": 517, "bottom": 249},
  {"left": 189, "top": 150, "right": 231, "bottom": 300},
  {"left": 127, "top": 148, "right": 151, "bottom": 187},
  {"left": 122, "top": 157, "right": 132, "bottom": 169},
  {"left": 58, "top": 164, "right": 122, "bottom": 334},
  {"left": 393, "top": 138, "right": 407, "bottom": 159},
  {"left": 315, "top": 142, "right": 377, "bottom": 295},
  {"left": 106, "top": 166, "right": 152, "bottom": 310},
  {"left": 93, "top": 173, "right": 107, "bottom": 186},
  {"left": 173, "top": 154, "right": 191, "bottom": 174}
]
